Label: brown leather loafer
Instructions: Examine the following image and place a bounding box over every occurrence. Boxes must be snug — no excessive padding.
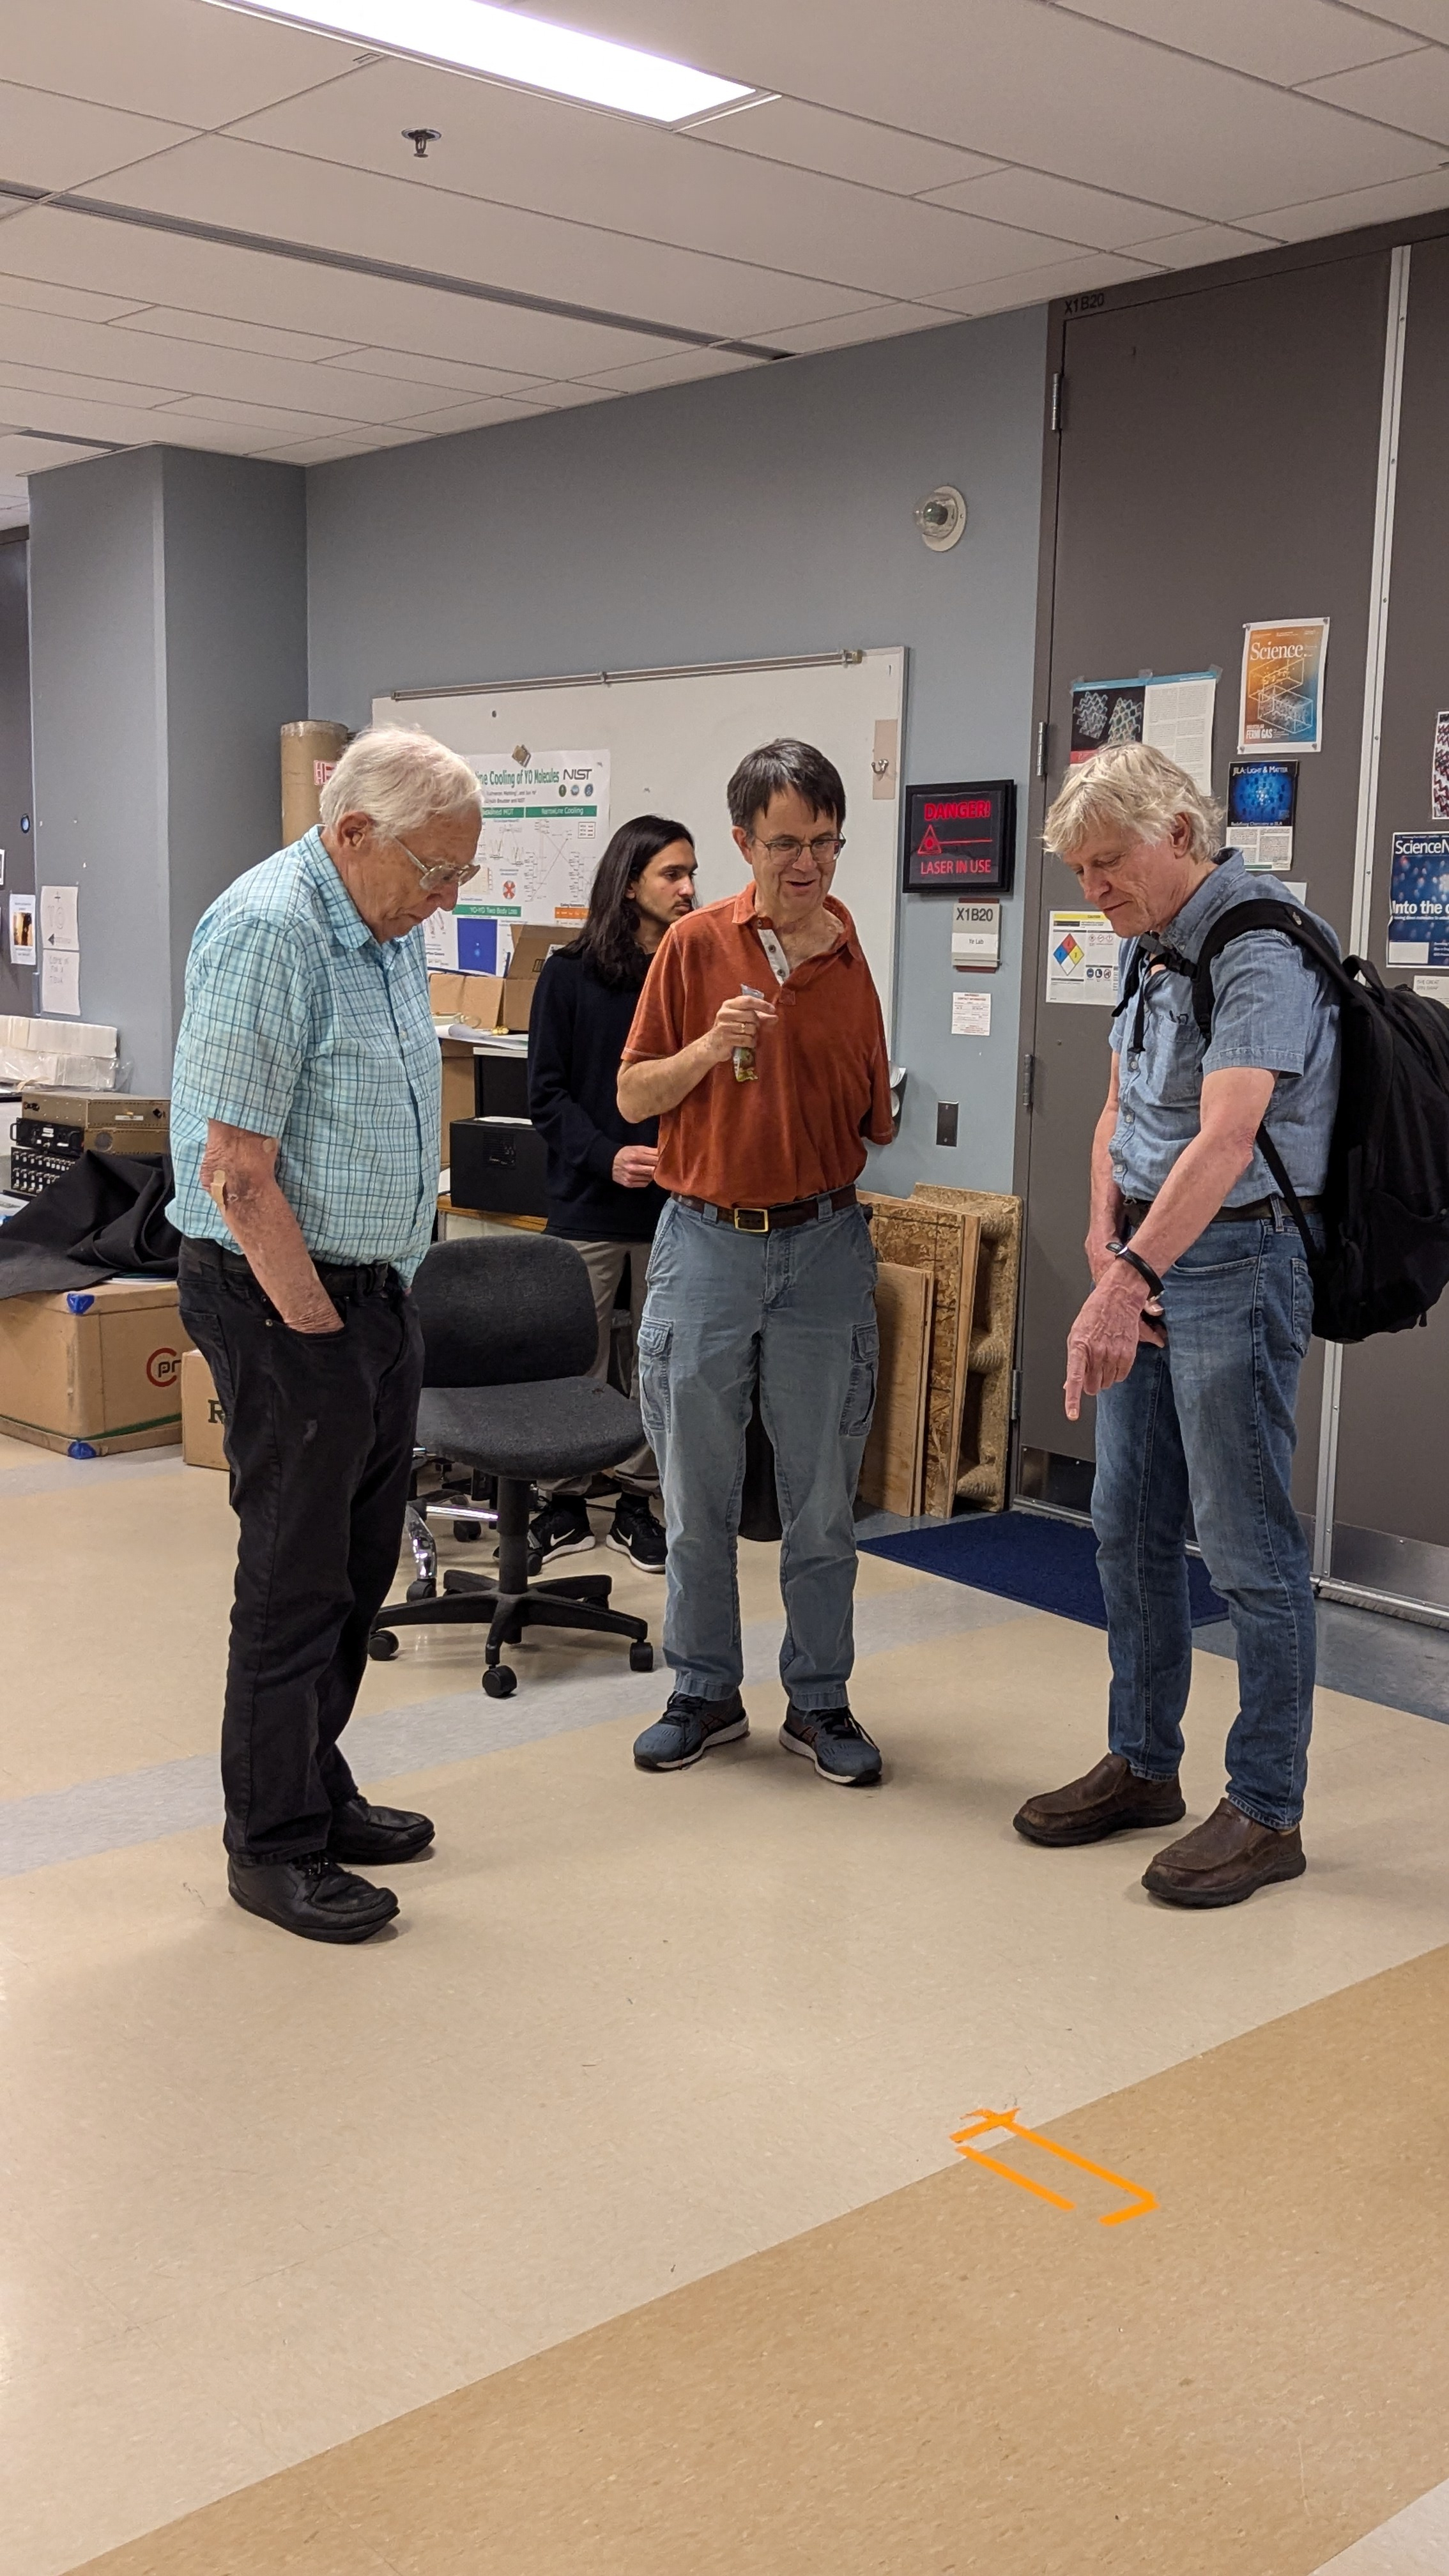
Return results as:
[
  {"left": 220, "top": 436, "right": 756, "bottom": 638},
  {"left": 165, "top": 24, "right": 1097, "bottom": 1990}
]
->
[
  {"left": 1013, "top": 1751, "right": 1186, "bottom": 1848},
  {"left": 1142, "top": 1797, "right": 1306, "bottom": 1908}
]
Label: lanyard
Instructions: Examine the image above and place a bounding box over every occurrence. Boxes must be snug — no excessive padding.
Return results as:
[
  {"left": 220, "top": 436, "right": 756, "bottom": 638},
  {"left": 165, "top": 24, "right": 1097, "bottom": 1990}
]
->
[{"left": 755, "top": 923, "right": 791, "bottom": 986}]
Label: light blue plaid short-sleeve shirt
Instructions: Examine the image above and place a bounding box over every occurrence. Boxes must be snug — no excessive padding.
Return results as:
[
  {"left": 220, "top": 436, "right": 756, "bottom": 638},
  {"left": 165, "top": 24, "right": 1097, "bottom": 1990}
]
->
[{"left": 169, "top": 831, "right": 441, "bottom": 1282}]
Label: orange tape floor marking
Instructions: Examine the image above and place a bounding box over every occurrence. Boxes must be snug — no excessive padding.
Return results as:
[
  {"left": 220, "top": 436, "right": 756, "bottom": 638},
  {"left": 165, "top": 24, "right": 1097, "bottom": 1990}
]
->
[{"left": 950, "top": 2106, "right": 1157, "bottom": 2226}]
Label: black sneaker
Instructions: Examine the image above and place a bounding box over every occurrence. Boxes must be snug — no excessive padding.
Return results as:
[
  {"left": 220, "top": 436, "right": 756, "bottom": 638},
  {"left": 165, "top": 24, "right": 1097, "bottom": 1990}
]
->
[
  {"left": 633, "top": 1691, "right": 748, "bottom": 1771},
  {"left": 779, "top": 1704, "right": 882, "bottom": 1787},
  {"left": 607, "top": 1493, "right": 668, "bottom": 1573},
  {"left": 528, "top": 1497, "right": 595, "bottom": 1565}
]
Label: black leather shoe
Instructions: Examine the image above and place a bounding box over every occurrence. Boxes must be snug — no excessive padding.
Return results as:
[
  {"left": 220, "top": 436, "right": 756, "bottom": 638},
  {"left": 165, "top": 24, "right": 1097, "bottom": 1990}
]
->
[
  {"left": 227, "top": 1851, "right": 399, "bottom": 1943},
  {"left": 328, "top": 1795, "right": 435, "bottom": 1863}
]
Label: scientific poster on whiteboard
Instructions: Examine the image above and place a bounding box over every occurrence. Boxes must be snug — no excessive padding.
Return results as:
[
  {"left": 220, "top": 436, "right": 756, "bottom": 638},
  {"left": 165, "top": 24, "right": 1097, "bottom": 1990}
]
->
[
  {"left": 1070, "top": 671, "right": 1217, "bottom": 793},
  {"left": 463, "top": 750, "right": 610, "bottom": 926}
]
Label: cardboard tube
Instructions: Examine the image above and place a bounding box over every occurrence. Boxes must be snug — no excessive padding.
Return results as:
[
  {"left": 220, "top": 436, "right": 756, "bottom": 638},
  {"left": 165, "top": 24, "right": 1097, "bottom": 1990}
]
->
[{"left": 280, "top": 721, "right": 350, "bottom": 845}]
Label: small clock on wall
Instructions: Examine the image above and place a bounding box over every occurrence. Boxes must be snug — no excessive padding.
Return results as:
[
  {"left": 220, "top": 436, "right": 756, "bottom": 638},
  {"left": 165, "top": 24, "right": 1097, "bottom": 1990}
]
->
[{"left": 902, "top": 779, "right": 1016, "bottom": 895}]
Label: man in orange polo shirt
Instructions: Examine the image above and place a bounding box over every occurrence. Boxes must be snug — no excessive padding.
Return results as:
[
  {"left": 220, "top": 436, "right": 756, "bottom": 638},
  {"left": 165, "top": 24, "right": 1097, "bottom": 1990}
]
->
[{"left": 618, "top": 738, "right": 893, "bottom": 1787}]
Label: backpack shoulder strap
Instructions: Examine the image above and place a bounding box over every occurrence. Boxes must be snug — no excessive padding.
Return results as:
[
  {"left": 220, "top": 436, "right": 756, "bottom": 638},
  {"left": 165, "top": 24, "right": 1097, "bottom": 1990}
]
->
[
  {"left": 1188, "top": 900, "right": 1354, "bottom": 1036},
  {"left": 1110, "top": 936, "right": 1145, "bottom": 1030}
]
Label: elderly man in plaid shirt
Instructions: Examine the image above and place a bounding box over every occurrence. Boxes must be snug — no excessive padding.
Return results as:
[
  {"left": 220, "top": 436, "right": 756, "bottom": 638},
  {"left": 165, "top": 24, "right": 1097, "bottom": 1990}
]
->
[{"left": 169, "top": 728, "right": 480, "bottom": 1945}]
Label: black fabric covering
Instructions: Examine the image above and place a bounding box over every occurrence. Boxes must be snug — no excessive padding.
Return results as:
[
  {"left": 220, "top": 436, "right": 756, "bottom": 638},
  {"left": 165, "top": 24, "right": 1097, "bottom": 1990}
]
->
[
  {"left": 0, "top": 1152, "right": 181, "bottom": 1300},
  {"left": 411, "top": 1235, "right": 643, "bottom": 1477}
]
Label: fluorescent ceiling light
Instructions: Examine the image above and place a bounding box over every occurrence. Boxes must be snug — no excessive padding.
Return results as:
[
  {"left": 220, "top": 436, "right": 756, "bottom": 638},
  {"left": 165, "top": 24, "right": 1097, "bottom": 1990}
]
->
[{"left": 207, "top": 0, "right": 754, "bottom": 123}]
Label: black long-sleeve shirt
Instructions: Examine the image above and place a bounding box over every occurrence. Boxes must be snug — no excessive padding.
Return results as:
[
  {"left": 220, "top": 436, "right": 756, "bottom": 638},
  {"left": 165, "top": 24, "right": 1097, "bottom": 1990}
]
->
[{"left": 526, "top": 947, "right": 667, "bottom": 1242}]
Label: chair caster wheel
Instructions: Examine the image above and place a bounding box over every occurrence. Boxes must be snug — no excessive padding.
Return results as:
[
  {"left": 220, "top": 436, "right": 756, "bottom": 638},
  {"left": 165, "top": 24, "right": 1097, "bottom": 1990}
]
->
[
  {"left": 629, "top": 1642, "right": 654, "bottom": 1673},
  {"left": 406, "top": 1578, "right": 436, "bottom": 1604},
  {"left": 367, "top": 1630, "right": 399, "bottom": 1660},
  {"left": 454, "top": 1519, "right": 483, "bottom": 1541},
  {"left": 482, "top": 1664, "right": 517, "bottom": 1699}
]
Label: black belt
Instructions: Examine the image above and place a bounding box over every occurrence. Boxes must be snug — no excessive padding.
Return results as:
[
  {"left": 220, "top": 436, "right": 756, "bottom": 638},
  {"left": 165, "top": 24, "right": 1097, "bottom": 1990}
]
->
[
  {"left": 1123, "top": 1193, "right": 1322, "bottom": 1230},
  {"left": 182, "top": 1239, "right": 398, "bottom": 1297},
  {"left": 673, "top": 1184, "right": 857, "bottom": 1235}
]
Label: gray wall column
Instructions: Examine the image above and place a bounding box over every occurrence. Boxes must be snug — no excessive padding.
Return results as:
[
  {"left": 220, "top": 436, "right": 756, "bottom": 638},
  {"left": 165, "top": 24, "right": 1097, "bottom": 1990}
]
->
[{"left": 28, "top": 447, "right": 307, "bottom": 1092}]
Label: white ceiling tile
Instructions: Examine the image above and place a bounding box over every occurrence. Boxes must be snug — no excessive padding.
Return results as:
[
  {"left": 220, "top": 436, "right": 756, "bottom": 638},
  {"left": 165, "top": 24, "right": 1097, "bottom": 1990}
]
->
[
  {"left": 1341, "top": 2, "right": 1449, "bottom": 36},
  {"left": 688, "top": 97, "right": 1004, "bottom": 194},
  {"left": 0, "top": 306, "right": 440, "bottom": 424},
  {"left": 0, "top": 356, "right": 174, "bottom": 411},
  {"left": 2, "top": 0, "right": 364, "bottom": 125},
  {"left": 1117, "top": 221, "right": 1279, "bottom": 265},
  {"left": 150, "top": 391, "right": 360, "bottom": 436},
  {"left": 311, "top": 346, "right": 547, "bottom": 395},
  {"left": 0, "top": 208, "right": 704, "bottom": 377},
  {"left": 0, "top": 271, "right": 151, "bottom": 325},
  {"left": 0, "top": 478, "right": 30, "bottom": 529},
  {"left": 1302, "top": 47, "right": 1449, "bottom": 141},
  {"left": 194, "top": 84, "right": 1043, "bottom": 305},
  {"left": 109, "top": 305, "right": 367, "bottom": 363},
  {"left": 1045, "top": 0, "right": 1427, "bottom": 86},
  {"left": 250, "top": 427, "right": 433, "bottom": 464},
  {"left": 0, "top": 381, "right": 200, "bottom": 445},
  {"left": 0, "top": 79, "right": 196, "bottom": 192},
  {"left": 77, "top": 135, "right": 888, "bottom": 334},
  {"left": 567, "top": 346, "right": 762, "bottom": 392},
  {"left": 762, "top": 300, "right": 962, "bottom": 355},
  {"left": 921, "top": 167, "right": 1198, "bottom": 249},
  {"left": 0, "top": 431, "right": 113, "bottom": 476},
  {"left": 1240, "top": 165, "right": 1449, "bottom": 240},
  {"left": 549, "top": 0, "right": 1447, "bottom": 212},
  {"left": 939, "top": 248, "right": 1164, "bottom": 316},
  {"left": 376, "top": 395, "right": 550, "bottom": 434}
]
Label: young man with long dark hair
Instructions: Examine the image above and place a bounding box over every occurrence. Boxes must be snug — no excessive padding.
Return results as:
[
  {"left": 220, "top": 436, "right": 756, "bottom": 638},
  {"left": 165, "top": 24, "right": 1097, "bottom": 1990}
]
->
[{"left": 526, "top": 813, "right": 698, "bottom": 1572}]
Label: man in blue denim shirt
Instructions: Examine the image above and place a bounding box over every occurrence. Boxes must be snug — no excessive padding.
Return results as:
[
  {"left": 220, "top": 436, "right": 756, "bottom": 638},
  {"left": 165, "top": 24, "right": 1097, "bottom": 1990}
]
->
[{"left": 1015, "top": 744, "right": 1340, "bottom": 1908}]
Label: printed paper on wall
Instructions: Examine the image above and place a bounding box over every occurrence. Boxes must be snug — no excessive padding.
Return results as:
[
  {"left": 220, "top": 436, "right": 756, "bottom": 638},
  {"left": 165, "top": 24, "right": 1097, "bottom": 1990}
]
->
[{"left": 1238, "top": 619, "right": 1329, "bottom": 755}]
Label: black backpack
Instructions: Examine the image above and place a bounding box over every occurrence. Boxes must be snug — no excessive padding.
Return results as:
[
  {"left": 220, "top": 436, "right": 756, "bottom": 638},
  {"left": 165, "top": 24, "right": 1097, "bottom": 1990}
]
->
[{"left": 1117, "top": 897, "right": 1449, "bottom": 1342}]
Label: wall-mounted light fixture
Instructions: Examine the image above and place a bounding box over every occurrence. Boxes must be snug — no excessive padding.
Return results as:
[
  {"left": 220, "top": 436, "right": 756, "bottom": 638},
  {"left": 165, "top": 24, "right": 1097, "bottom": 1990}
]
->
[{"left": 914, "top": 486, "right": 967, "bottom": 551}]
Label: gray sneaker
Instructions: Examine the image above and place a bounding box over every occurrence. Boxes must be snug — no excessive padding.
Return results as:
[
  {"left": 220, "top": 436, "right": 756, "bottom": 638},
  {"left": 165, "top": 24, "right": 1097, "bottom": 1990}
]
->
[
  {"left": 633, "top": 1690, "right": 748, "bottom": 1772},
  {"left": 779, "top": 1704, "right": 882, "bottom": 1786}
]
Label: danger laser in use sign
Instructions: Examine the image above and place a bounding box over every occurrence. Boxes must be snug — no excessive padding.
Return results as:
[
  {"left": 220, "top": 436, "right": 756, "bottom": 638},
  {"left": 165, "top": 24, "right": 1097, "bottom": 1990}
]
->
[{"left": 903, "top": 779, "right": 1016, "bottom": 895}]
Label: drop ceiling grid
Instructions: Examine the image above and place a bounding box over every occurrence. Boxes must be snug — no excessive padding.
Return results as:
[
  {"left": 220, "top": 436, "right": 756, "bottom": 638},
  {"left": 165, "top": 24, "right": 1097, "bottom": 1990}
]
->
[{"left": 0, "top": 0, "right": 1445, "bottom": 470}]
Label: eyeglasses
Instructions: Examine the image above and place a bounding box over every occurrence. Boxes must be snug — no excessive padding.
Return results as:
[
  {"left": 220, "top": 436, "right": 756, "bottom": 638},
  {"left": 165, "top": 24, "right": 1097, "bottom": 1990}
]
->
[
  {"left": 390, "top": 832, "right": 482, "bottom": 894},
  {"left": 751, "top": 832, "right": 846, "bottom": 862}
]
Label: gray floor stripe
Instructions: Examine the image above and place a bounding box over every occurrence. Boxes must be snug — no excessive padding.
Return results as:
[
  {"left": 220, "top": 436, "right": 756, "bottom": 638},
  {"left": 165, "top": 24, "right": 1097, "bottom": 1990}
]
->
[{"left": 0, "top": 1577, "right": 1027, "bottom": 1880}]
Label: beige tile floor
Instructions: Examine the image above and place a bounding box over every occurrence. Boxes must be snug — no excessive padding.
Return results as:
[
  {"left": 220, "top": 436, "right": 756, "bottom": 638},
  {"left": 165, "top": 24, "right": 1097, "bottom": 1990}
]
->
[{"left": 4, "top": 1441, "right": 1449, "bottom": 2572}]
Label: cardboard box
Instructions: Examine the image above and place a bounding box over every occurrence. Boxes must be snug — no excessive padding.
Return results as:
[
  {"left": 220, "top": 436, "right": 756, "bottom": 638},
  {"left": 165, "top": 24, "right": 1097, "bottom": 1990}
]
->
[
  {"left": 429, "top": 928, "right": 565, "bottom": 1037},
  {"left": 0, "top": 1278, "right": 192, "bottom": 1456},
  {"left": 181, "top": 1346, "right": 229, "bottom": 1470}
]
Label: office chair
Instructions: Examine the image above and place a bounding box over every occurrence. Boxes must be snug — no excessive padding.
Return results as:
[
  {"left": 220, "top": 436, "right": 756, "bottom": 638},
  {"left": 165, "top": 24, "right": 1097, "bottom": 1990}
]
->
[{"left": 367, "top": 1235, "right": 653, "bottom": 1698}]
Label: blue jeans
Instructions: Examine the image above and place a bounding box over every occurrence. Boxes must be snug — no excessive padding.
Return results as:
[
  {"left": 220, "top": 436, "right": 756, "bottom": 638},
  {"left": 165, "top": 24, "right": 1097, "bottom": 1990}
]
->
[
  {"left": 1093, "top": 1209, "right": 1317, "bottom": 1830},
  {"left": 637, "top": 1197, "right": 879, "bottom": 1708}
]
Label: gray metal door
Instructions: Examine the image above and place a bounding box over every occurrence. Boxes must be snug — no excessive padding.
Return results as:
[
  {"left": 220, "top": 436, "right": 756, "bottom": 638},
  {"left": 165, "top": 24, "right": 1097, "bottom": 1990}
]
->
[{"left": 1016, "top": 249, "right": 1391, "bottom": 1514}]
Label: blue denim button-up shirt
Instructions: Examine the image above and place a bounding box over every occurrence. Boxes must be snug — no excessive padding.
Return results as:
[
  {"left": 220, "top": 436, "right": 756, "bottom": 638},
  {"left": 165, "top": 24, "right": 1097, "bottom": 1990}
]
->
[
  {"left": 1108, "top": 849, "right": 1341, "bottom": 1206},
  {"left": 169, "top": 830, "right": 440, "bottom": 1281}
]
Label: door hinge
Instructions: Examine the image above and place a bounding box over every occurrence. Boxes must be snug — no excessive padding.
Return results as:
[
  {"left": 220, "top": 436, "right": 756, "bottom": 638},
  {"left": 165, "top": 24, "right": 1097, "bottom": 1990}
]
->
[
  {"left": 1021, "top": 1052, "right": 1038, "bottom": 1115},
  {"left": 1050, "top": 370, "right": 1065, "bottom": 433},
  {"left": 1036, "top": 718, "right": 1049, "bottom": 779},
  {"left": 1010, "top": 1367, "right": 1022, "bottom": 1424}
]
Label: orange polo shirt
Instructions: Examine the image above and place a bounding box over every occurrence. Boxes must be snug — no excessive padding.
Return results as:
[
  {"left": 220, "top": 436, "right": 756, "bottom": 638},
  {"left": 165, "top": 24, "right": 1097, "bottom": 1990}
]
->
[{"left": 623, "top": 886, "right": 894, "bottom": 1207}]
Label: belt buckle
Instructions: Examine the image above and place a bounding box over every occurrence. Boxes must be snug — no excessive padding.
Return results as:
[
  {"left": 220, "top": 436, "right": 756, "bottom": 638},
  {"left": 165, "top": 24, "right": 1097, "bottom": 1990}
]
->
[{"left": 733, "top": 1205, "right": 769, "bottom": 1233}]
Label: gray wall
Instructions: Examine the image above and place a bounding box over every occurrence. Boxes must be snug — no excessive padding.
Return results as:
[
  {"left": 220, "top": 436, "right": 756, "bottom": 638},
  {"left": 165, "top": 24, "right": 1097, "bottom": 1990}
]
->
[
  {"left": 307, "top": 309, "right": 1048, "bottom": 1193},
  {"left": 0, "top": 533, "right": 34, "bottom": 1020},
  {"left": 28, "top": 447, "right": 307, "bottom": 1090}
]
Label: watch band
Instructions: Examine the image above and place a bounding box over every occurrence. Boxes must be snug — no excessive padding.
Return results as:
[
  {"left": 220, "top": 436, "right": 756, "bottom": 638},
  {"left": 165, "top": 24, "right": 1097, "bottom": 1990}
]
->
[{"left": 1108, "top": 1239, "right": 1165, "bottom": 1301}]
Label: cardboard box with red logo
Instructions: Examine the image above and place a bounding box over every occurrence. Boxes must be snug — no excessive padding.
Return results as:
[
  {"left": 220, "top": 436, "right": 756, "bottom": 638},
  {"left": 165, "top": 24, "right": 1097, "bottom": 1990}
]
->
[
  {"left": 181, "top": 1347, "right": 229, "bottom": 1471},
  {"left": 0, "top": 1279, "right": 192, "bottom": 1456}
]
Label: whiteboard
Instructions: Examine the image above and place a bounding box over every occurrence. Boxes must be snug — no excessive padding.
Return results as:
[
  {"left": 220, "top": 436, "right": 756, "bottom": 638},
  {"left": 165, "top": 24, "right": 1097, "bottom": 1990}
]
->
[{"left": 374, "top": 648, "right": 905, "bottom": 1037}]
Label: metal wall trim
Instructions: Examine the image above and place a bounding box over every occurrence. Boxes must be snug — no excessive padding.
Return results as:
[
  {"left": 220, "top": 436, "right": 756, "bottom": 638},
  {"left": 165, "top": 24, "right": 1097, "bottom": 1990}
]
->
[{"left": 1310, "top": 239, "right": 1412, "bottom": 1586}]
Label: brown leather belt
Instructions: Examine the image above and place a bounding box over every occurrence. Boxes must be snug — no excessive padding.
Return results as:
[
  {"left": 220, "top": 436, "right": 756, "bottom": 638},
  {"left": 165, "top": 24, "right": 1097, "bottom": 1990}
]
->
[
  {"left": 1123, "top": 1193, "right": 1322, "bottom": 1230},
  {"left": 673, "top": 1184, "right": 857, "bottom": 1235}
]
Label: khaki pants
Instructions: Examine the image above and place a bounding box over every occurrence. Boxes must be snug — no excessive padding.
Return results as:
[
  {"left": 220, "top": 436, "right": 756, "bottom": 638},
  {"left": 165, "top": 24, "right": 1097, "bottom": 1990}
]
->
[{"left": 548, "top": 1236, "right": 659, "bottom": 1498}]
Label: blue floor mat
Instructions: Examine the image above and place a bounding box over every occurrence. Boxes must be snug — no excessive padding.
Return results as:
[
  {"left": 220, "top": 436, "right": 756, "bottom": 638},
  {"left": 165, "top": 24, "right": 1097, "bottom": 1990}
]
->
[{"left": 861, "top": 1510, "right": 1227, "bottom": 1631}]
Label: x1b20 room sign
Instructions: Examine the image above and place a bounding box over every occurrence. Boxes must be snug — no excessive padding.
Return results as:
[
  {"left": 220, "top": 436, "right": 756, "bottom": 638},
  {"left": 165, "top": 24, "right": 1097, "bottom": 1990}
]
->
[{"left": 903, "top": 779, "right": 1016, "bottom": 895}]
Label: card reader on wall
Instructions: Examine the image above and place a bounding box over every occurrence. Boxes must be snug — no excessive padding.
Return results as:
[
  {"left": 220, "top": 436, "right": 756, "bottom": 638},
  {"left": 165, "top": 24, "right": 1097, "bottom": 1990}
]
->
[{"left": 450, "top": 1118, "right": 549, "bottom": 1219}]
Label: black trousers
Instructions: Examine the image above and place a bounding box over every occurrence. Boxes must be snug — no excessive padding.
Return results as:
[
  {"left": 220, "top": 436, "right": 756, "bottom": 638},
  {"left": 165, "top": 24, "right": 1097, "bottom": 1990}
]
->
[{"left": 178, "top": 1242, "right": 424, "bottom": 1860}]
